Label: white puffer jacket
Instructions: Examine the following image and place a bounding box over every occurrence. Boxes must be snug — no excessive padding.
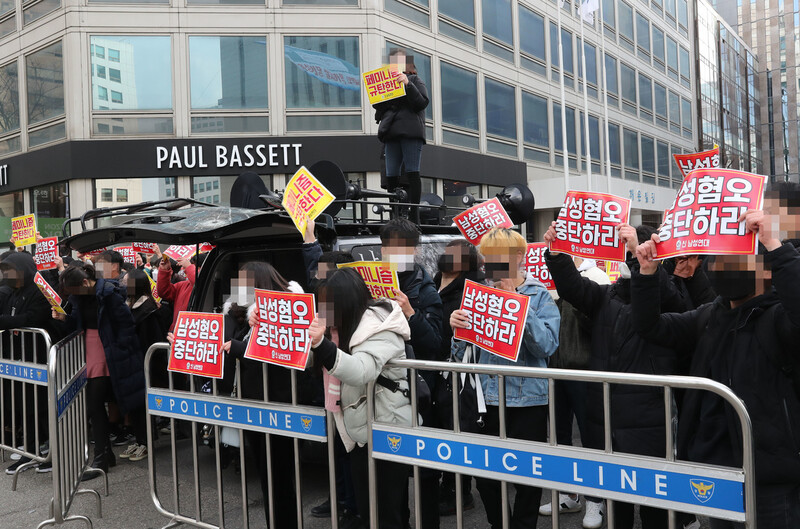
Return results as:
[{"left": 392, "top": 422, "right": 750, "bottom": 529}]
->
[{"left": 328, "top": 301, "right": 412, "bottom": 445}]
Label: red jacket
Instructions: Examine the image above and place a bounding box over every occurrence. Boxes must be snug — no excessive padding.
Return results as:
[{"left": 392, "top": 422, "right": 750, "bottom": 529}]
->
[{"left": 157, "top": 264, "right": 196, "bottom": 331}]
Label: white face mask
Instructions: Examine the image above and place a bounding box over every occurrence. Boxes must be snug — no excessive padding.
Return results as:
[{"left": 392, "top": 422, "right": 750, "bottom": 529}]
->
[
  {"left": 384, "top": 252, "right": 416, "bottom": 273},
  {"left": 231, "top": 285, "right": 252, "bottom": 306}
]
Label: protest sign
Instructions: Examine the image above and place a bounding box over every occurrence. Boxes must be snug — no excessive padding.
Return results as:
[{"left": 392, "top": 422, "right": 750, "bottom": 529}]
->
[
  {"left": 606, "top": 261, "right": 622, "bottom": 283},
  {"left": 11, "top": 214, "right": 36, "bottom": 247},
  {"left": 282, "top": 166, "right": 335, "bottom": 236},
  {"left": 198, "top": 242, "right": 216, "bottom": 253},
  {"left": 244, "top": 289, "right": 315, "bottom": 371},
  {"left": 454, "top": 280, "right": 530, "bottom": 362},
  {"left": 148, "top": 274, "right": 161, "bottom": 303},
  {"left": 363, "top": 65, "right": 405, "bottom": 105},
  {"left": 673, "top": 146, "right": 720, "bottom": 180},
  {"left": 34, "top": 237, "right": 58, "bottom": 271},
  {"left": 337, "top": 261, "right": 399, "bottom": 299},
  {"left": 84, "top": 248, "right": 106, "bottom": 257},
  {"left": 116, "top": 246, "right": 137, "bottom": 265},
  {"left": 525, "top": 243, "right": 555, "bottom": 290},
  {"left": 163, "top": 245, "right": 195, "bottom": 261},
  {"left": 551, "top": 191, "right": 631, "bottom": 262},
  {"left": 453, "top": 198, "right": 514, "bottom": 245},
  {"left": 33, "top": 272, "right": 66, "bottom": 314},
  {"left": 132, "top": 242, "right": 159, "bottom": 254},
  {"left": 655, "top": 168, "right": 766, "bottom": 259},
  {"left": 168, "top": 312, "right": 225, "bottom": 379}
]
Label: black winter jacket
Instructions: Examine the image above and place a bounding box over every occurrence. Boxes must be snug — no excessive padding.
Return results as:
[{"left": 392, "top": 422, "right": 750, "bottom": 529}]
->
[
  {"left": 434, "top": 270, "right": 482, "bottom": 361},
  {"left": 374, "top": 74, "right": 429, "bottom": 143},
  {"left": 398, "top": 265, "right": 443, "bottom": 391},
  {"left": 631, "top": 243, "right": 800, "bottom": 486},
  {"left": 546, "top": 251, "right": 687, "bottom": 457}
]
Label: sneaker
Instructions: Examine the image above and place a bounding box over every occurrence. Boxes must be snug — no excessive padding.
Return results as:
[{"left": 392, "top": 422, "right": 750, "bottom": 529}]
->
[
  {"left": 35, "top": 461, "right": 52, "bottom": 473},
  {"left": 582, "top": 500, "right": 605, "bottom": 529},
  {"left": 539, "top": 493, "right": 582, "bottom": 515},
  {"left": 120, "top": 443, "right": 140, "bottom": 459},
  {"left": 39, "top": 441, "right": 49, "bottom": 456},
  {"left": 129, "top": 444, "right": 148, "bottom": 462},
  {"left": 683, "top": 520, "right": 701, "bottom": 529},
  {"left": 311, "top": 499, "right": 331, "bottom": 518},
  {"left": 5, "top": 457, "right": 33, "bottom": 475},
  {"left": 111, "top": 431, "right": 135, "bottom": 447}
]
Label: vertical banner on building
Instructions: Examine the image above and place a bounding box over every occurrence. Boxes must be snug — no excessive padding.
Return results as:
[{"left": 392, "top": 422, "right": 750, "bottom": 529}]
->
[
  {"left": 363, "top": 65, "right": 405, "bottom": 104},
  {"left": 282, "top": 166, "right": 336, "bottom": 236},
  {"left": 34, "top": 272, "right": 66, "bottom": 314},
  {"left": 132, "top": 242, "right": 159, "bottom": 254},
  {"left": 525, "top": 243, "right": 556, "bottom": 290},
  {"left": 168, "top": 312, "right": 225, "bottom": 379},
  {"left": 453, "top": 280, "right": 530, "bottom": 362},
  {"left": 34, "top": 236, "right": 59, "bottom": 271},
  {"left": 655, "top": 168, "right": 766, "bottom": 259},
  {"left": 551, "top": 191, "right": 632, "bottom": 262},
  {"left": 116, "top": 246, "right": 137, "bottom": 265},
  {"left": 244, "top": 289, "right": 316, "bottom": 371},
  {"left": 337, "top": 261, "right": 400, "bottom": 299},
  {"left": 11, "top": 214, "right": 36, "bottom": 247},
  {"left": 453, "top": 198, "right": 515, "bottom": 245},
  {"left": 673, "top": 146, "right": 720, "bottom": 180}
]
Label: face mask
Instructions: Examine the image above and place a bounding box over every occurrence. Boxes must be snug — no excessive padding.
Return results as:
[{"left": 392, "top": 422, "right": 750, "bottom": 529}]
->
[
  {"left": 437, "top": 253, "right": 454, "bottom": 274},
  {"left": 231, "top": 286, "right": 252, "bottom": 307},
  {"left": 484, "top": 262, "right": 511, "bottom": 281},
  {"left": 384, "top": 253, "right": 415, "bottom": 273},
  {"left": 707, "top": 270, "right": 756, "bottom": 301}
]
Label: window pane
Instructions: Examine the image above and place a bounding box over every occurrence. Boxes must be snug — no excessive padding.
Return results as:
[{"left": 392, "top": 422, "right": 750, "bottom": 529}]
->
[
  {"left": 31, "top": 182, "right": 68, "bottom": 237},
  {"left": 620, "top": 62, "right": 636, "bottom": 101},
  {"left": 677, "top": 0, "right": 688, "bottom": 27},
  {"left": 522, "top": 91, "right": 548, "bottom": 148},
  {"left": 681, "top": 97, "right": 691, "bottom": 127},
  {"left": 641, "top": 135, "right": 655, "bottom": 173},
  {"left": 583, "top": 41, "right": 597, "bottom": 85},
  {"left": 26, "top": 41, "right": 64, "bottom": 125},
  {"left": 519, "top": 7, "right": 545, "bottom": 61},
  {"left": 284, "top": 36, "right": 360, "bottom": 109},
  {"left": 580, "top": 113, "right": 601, "bottom": 160},
  {"left": 608, "top": 122, "right": 621, "bottom": 165},
  {"left": 386, "top": 42, "right": 433, "bottom": 121},
  {"left": 623, "top": 128, "right": 639, "bottom": 169},
  {"left": 667, "top": 36, "right": 678, "bottom": 69},
  {"left": 654, "top": 82, "right": 667, "bottom": 117},
  {"left": 550, "top": 23, "right": 574, "bottom": 74},
  {"left": 605, "top": 54, "right": 618, "bottom": 94},
  {"left": 602, "top": 0, "right": 615, "bottom": 28},
  {"left": 679, "top": 45, "right": 690, "bottom": 78},
  {"left": 636, "top": 13, "right": 650, "bottom": 53},
  {"left": 657, "top": 141, "right": 670, "bottom": 176},
  {"left": 485, "top": 78, "right": 516, "bottom": 139},
  {"left": 0, "top": 61, "right": 19, "bottom": 134},
  {"left": 190, "top": 36, "right": 268, "bottom": 110},
  {"left": 440, "top": 62, "right": 477, "bottom": 130},
  {"left": 665, "top": 0, "right": 676, "bottom": 17},
  {"left": 95, "top": 178, "right": 177, "bottom": 214},
  {"left": 553, "top": 103, "right": 576, "bottom": 155},
  {"left": 90, "top": 36, "right": 172, "bottom": 111},
  {"left": 669, "top": 90, "right": 680, "bottom": 122},
  {"left": 619, "top": 1, "right": 634, "bottom": 41},
  {"left": 652, "top": 26, "right": 665, "bottom": 62},
  {"left": 483, "top": 0, "right": 512, "bottom": 45},
  {"left": 284, "top": 0, "right": 357, "bottom": 4},
  {"left": 440, "top": 0, "right": 474, "bottom": 26},
  {"left": 638, "top": 73, "right": 652, "bottom": 110}
]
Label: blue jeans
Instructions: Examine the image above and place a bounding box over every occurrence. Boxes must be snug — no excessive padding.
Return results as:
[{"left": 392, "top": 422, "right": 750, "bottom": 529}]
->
[
  {"left": 384, "top": 139, "right": 423, "bottom": 177},
  {"left": 709, "top": 485, "right": 800, "bottom": 529}
]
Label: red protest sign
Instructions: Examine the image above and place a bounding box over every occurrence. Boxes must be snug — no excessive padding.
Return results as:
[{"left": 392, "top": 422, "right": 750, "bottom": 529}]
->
[
  {"left": 132, "top": 242, "right": 158, "bottom": 254},
  {"left": 34, "top": 237, "right": 58, "bottom": 271},
  {"left": 655, "top": 168, "right": 766, "bottom": 259},
  {"left": 163, "top": 245, "right": 195, "bottom": 261},
  {"left": 168, "top": 312, "right": 225, "bottom": 378},
  {"left": 673, "top": 146, "right": 720, "bottom": 180},
  {"left": 34, "top": 272, "right": 66, "bottom": 314},
  {"left": 453, "top": 198, "right": 514, "bottom": 245},
  {"left": 244, "top": 289, "right": 315, "bottom": 371},
  {"left": 551, "top": 191, "right": 631, "bottom": 262},
  {"left": 198, "top": 242, "right": 215, "bottom": 253},
  {"left": 453, "top": 280, "right": 530, "bottom": 362},
  {"left": 116, "top": 246, "right": 136, "bottom": 265},
  {"left": 525, "top": 243, "right": 555, "bottom": 290}
]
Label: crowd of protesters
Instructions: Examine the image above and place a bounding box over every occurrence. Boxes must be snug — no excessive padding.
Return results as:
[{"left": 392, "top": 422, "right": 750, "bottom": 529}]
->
[{"left": 0, "top": 180, "right": 798, "bottom": 529}]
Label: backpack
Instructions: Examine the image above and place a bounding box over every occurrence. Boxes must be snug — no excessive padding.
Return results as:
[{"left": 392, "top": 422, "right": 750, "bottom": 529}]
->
[{"left": 377, "top": 343, "right": 432, "bottom": 413}]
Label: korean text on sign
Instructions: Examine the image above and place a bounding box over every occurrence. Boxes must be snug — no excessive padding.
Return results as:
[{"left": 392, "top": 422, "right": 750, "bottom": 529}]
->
[
  {"left": 605, "top": 261, "right": 621, "bottom": 283},
  {"left": 245, "top": 289, "right": 315, "bottom": 371},
  {"left": 453, "top": 198, "right": 514, "bottom": 245},
  {"left": 673, "top": 147, "right": 720, "bottom": 180},
  {"left": 168, "top": 312, "right": 225, "bottom": 379},
  {"left": 655, "top": 168, "right": 766, "bottom": 259},
  {"left": 163, "top": 245, "right": 195, "bottom": 261},
  {"left": 11, "top": 214, "right": 36, "bottom": 246},
  {"left": 453, "top": 280, "right": 531, "bottom": 362},
  {"left": 116, "top": 246, "right": 137, "bottom": 265},
  {"left": 132, "top": 242, "right": 158, "bottom": 254},
  {"left": 282, "top": 166, "right": 335, "bottom": 236},
  {"left": 337, "top": 261, "right": 399, "bottom": 299},
  {"left": 551, "top": 191, "right": 631, "bottom": 262},
  {"left": 362, "top": 65, "right": 406, "bottom": 105},
  {"left": 525, "top": 243, "right": 555, "bottom": 290},
  {"left": 34, "top": 237, "right": 59, "bottom": 271},
  {"left": 34, "top": 272, "right": 66, "bottom": 314}
]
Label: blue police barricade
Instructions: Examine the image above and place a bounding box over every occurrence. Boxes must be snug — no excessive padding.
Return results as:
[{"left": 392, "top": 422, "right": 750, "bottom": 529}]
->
[
  {"left": 368, "top": 359, "right": 755, "bottom": 529},
  {"left": 38, "top": 330, "right": 105, "bottom": 529},
  {"left": 0, "top": 328, "right": 52, "bottom": 490},
  {"left": 144, "top": 342, "right": 338, "bottom": 529}
]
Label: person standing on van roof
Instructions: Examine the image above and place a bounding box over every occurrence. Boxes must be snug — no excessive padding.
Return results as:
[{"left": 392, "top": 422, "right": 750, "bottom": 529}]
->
[{"left": 374, "top": 48, "right": 429, "bottom": 223}]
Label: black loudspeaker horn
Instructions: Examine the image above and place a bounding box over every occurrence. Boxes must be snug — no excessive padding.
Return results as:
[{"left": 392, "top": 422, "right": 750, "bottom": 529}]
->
[
  {"left": 308, "top": 160, "right": 349, "bottom": 217},
  {"left": 419, "top": 193, "right": 445, "bottom": 225},
  {"left": 497, "top": 183, "right": 536, "bottom": 225}
]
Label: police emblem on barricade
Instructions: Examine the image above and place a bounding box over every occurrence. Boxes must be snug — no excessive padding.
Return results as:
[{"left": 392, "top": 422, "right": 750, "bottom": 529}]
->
[
  {"left": 155, "top": 397, "right": 163, "bottom": 410},
  {"left": 690, "top": 479, "right": 715, "bottom": 503},
  {"left": 301, "top": 416, "right": 312, "bottom": 432},
  {"left": 387, "top": 435, "right": 402, "bottom": 453}
]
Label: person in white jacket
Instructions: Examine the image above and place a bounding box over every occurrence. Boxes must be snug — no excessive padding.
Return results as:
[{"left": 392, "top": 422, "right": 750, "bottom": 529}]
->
[{"left": 309, "top": 267, "right": 412, "bottom": 529}]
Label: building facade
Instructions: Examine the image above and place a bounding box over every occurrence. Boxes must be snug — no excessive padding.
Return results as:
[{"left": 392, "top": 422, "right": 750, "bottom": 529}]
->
[{"left": 0, "top": 0, "right": 702, "bottom": 244}]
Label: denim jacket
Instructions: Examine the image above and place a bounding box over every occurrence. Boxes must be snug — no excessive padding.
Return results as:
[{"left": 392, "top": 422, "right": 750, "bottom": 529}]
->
[{"left": 452, "top": 274, "right": 560, "bottom": 407}]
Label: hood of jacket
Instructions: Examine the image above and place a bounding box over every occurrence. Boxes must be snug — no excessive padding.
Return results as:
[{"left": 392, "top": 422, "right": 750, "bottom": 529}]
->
[
  {"left": 349, "top": 301, "right": 411, "bottom": 349},
  {"left": 0, "top": 252, "right": 36, "bottom": 288},
  {"left": 229, "top": 171, "right": 269, "bottom": 209}
]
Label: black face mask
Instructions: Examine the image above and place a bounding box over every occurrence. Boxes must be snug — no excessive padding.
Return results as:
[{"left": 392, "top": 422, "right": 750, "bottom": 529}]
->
[
  {"left": 437, "top": 253, "right": 453, "bottom": 274},
  {"left": 707, "top": 269, "right": 756, "bottom": 301},
  {"left": 484, "top": 262, "right": 511, "bottom": 281}
]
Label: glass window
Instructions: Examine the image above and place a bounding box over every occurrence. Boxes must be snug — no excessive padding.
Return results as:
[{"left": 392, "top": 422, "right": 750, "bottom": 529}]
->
[
  {"left": 90, "top": 36, "right": 171, "bottom": 111},
  {"left": 94, "top": 178, "right": 177, "bottom": 218},
  {"left": 94, "top": 45, "right": 105, "bottom": 59},
  {"left": 284, "top": 36, "right": 360, "bottom": 109},
  {"left": 26, "top": 41, "right": 64, "bottom": 126},
  {"left": 519, "top": 7, "right": 546, "bottom": 62},
  {"left": 97, "top": 85, "right": 108, "bottom": 101},
  {"left": 620, "top": 62, "right": 636, "bottom": 102},
  {"left": 665, "top": 0, "right": 676, "bottom": 18},
  {"left": 116, "top": 188, "right": 128, "bottom": 202},
  {"left": 190, "top": 36, "right": 268, "bottom": 110},
  {"left": 441, "top": 62, "right": 477, "bottom": 131},
  {"left": 619, "top": 1, "right": 634, "bottom": 44},
  {"left": 284, "top": 0, "right": 357, "bottom": 4},
  {"left": 602, "top": 0, "right": 615, "bottom": 30},
  {"left": 580, "top": 113, "right": 601, "bottom": 161},
  {"left": 31, "top": 182, "right": 69, "bottom": 238},
  {"left": 667, "top": 36, "right": 678, "bottom": 69},
  {"left": 443, "top": 181, "right": 480, "bottom": 214},
  {"left": 681, "top": 96, "right": 692, "bottom": 129},
  {"left": 677, "top": 0, "right": 688, "bottom": 29},
  {"left": 553, "top": 103, "right": 577, "bottom": 156},
  {"left": 641, "top": 135, "right": 655, "bottom": 173},
  {"left": 386, "top": 42, "right": 433, "bottom": 121},
  {"left": 483, "top": 0, "right": 512, "bottom": 45},
  {"left": 652, "top": 26, "right": 665, "bottom": 63},
  {"left": 608, "top": 122, "right": 621, "bottom": 166},
  {"left": 440, "top": 0, "right": 474, "bottom": 26},
  {"left": 0, "top": 61, "right": 19, "bottom": 135},
  {"left": 605, "top": 53, "right": 618, "bottom": 96},
  {"left": 485, "top": 78, "right": 516, "bottom": 139},
  {"left": 522, "top": 91, "right": 548, "bottom": 148},
  {"left": 623, "top": 128, "right": 639, "bottom": 176},
  {"left": 654, "top": 81, "right": 667, "bottom": 119},
  {"left": 669, "top": 89, "right": 680, "bottom": 129},
  {"left": 100, "top": 188, "right": 112, "bottom": 202},
  {"left": 582, "top": 41, "right": 598, "bottom": 86},
  {"left": 636, "top": 13, "right": 650, "bottom": 55},
  {"left": 96, "top": 64, "right": 106, "bottom": 79},
  {"left": 679, "top": 45, "right": 690, "bottom": 84},
  {"left": 638, "top": 73, "right": 652, "bottom": 111},
  {"left": 550, "top": 23, "right": 573, "bottom": 74},
  {"left": 657, "top": 141, "right": 670, "bottom": 181}
]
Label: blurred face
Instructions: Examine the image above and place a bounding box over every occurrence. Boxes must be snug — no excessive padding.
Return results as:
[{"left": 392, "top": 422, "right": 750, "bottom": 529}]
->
[
  {"left": 382, "top": 239, "right": 416, "bottom": 273},
  {"left": 438, "top": 245, "right": 471, "bottom": 274},
  {"left": 389, "top": 52, "right": 406, "bottom": 72},
  {"left": 230, "top": 269, "right": 256, "bottom": 305},
  {"left": 0, "top": 267, "right": 21, "bottom": 288},
  {"left": 316, "top": 292, "right": 343, "bottom": 330},
  {"left": 764, "top": 195, "right": 800, "bottom": 242},
  {"left": 63, "top": 279, "right": 94, "bottom": 297},
  {"left": 95, "top": 259, "right": 119, "bottom": 280},
  {"left": 317, "top": 262, "right": 336, "bottom": 280},
  {"left": 482, "top": 248, "right": 524, "bottom": 281},
  {"left": 706, "top": 254, "right": 770, "bottom": 301}
]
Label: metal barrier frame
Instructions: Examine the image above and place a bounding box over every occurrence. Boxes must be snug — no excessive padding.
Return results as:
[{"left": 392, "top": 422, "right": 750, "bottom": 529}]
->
[
  {"left": 144, "top": 342, "right": 339, "bottom": 529},
  {"left": 367, "top": 359, "right": 756, "bottom": 529},
  {"left": 0, "top": 328, "right": 52, "bottom": 490}
]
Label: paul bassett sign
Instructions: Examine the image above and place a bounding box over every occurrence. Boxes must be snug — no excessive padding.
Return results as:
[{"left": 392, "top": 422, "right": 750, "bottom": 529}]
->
[{"left": 156, "top": 143, "right": 302, "bottom": 170}]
